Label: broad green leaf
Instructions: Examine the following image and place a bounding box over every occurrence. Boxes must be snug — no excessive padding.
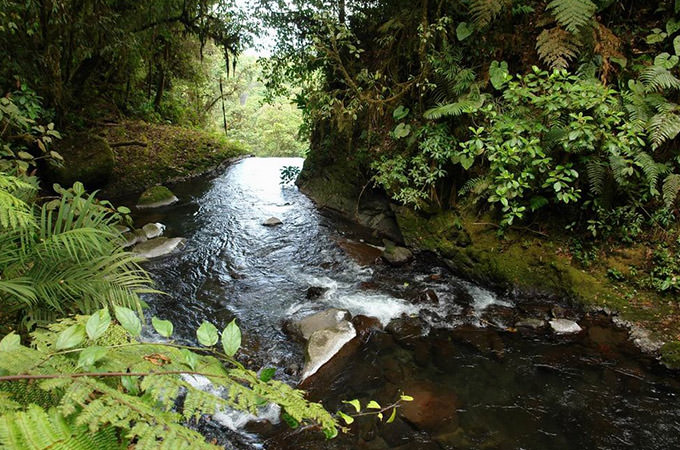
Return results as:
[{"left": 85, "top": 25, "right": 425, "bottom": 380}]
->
[
  {"left": 668, "top": 18, "right": 680, "bottom": 36},
  {"left": 366, "top": 400, "right": 381, "bottom": 409},
  {"left": 342, "top": 399, "right": 361, "bottom": 413},
  {"left": 151, "top": 317, "right": 173, "bottom": 338},
  {"left": 460, "top": 156, "right": 474, "bottom": 170},
  {"left": 392, "top": 123, "right": 411, "bottom": 139},
  {"left": 675, "top": 36, "right": 680, "bottom": 56},
  {"left": 17, "top": 151, "right": 33, "bottom": 160},
  {"left": 259, "top": 367, "right": 276, "bottom": 382},
  {"left": 338, "top": 411, "right": 354, "bottom": 425},
  {"left": 392, "top": 105, "right": 409, "bottom": 120},
  {"left": 197, "top": 321, "right": 219, "bottom": 347},
  {"left": 49, "top": 150, "right": 63, "bottom": 161},
  {"left": 117, "top": 206, "right": 131, "bottom": 214},
  {"left": 221, "top": 319, "right": 241, "bottom": 356},
  {"left": 456, "top": 22, "right": 473, "bottom": 41},
  {"left": 386, "top": 407, "right": 397, "bottom": 423},
  {"left": 114, "top": 306, "right": 141, "bottom": 336},
  {"left": 0, "top": 332, "right": 21, "bottom": 352},
  {"left": 489, "top": 60, "right": 509, "bottom": 90},
  {"left": 55, "top": 325, "right": 86, "bottom": 350},
  {"left": 77, "top": 346, "right": 108, "bottom": 368},
  {"left": 86, "top": 308, "right": 111, "bottom": 340},
  {"left": 400, "top": 394, "right": 414, "bottom": 402},
  {"left": 181, "top": 349, "right": 198, "bottom": 370}
]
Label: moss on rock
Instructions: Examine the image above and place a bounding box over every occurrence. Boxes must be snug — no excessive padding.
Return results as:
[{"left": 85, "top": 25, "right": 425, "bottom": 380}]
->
[
  {"left": 661, "top": 342, "right": 680, "bottom": 369},
  {"left": 48, "top": 133, "right": 114, "bottom": 189},
  {"left": 137, "top": 185, "right": 177, "bottom": 208}
]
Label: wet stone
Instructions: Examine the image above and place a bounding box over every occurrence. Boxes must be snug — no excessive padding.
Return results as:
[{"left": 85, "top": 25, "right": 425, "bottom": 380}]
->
[
  {"left": 288, "top": 308, "right": 352, "bottom": 340},
  {"left": 132, "top": 237, "right": 186, "bottom": 259},
  {"left": 305, "top": 286, "right": 329, "bottom": 300},
  {"left": 549, "top": 318, "right": 583, "bottom": 335},
  {"left": 515, "top": 318, "right": 546, "bottom": 330},
  {"left": 141, "top": 222, "right": 165, "bottom": 239},
  {"left": 262, "top": 217, "right": 283, "bottom": 226},
  {"left": 382, "top": 240, "right": 413, "bottom": 266},
  {"left": 413, "top": 288, "right": 439, "bottom": 305}
]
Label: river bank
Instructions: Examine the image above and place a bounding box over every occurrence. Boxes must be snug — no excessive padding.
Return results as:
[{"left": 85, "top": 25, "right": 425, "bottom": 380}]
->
[{"left": 296, "top": 153, "right": 680, "bottom": 370}]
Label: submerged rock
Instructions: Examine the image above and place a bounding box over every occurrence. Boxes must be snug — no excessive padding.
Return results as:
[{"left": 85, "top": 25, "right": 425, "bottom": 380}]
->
[
  {"left": 136, "top": 185, "right": 178, "bottom": 209},
  {"left": 399, "top": 380, "right": 458, "bottom": 432},
  {"left": 142, "top": 222, "right": 165, "bottom": 239},
  {"left": 262, "top": 217, "right": 283, "bottom": 226},
  {"left": 515, "top": 318, "right": 546, "bottom": 330},
  {"left": 549, "top": 318, "right": 583, "bottom": 335},
  {"left": 132, "top": 237, "right": 185, "bottom": 259}
]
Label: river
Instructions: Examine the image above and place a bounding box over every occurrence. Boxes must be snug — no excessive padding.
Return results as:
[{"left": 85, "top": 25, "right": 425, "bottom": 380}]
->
[{"left": 130, "top": 157, "right": 680, "bottom": 450}]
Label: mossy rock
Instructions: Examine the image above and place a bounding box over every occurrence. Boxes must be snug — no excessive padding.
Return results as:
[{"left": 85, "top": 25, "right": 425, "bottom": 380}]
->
[
  {"left": 47, "top": 133, "right": 114, "bottom": 189},
  {"left": 136, "top": 185, "right": 178, "bottom": 208},
  {"left": 661, "top": 342, "right": 680, "bottom": 369}
]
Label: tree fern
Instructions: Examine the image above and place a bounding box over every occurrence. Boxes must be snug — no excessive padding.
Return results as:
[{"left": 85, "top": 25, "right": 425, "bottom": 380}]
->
[
  {"left": 423, "top": 94, "right": 488, "bottom": 120},
  {"left": 536, "top": 27, "right": 580, "bottom": 70},
  {"left": 547, "top": 0, "right": 596, "bottom": 32}
]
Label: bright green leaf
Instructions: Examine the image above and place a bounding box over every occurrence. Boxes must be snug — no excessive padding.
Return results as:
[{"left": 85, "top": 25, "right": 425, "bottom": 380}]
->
[
  {"left": 151, "top": 317, "right": 173, "bottom": 338},
  {"left": 400, "top": 395, "right": 414, "bottom": 401},
  {"left": 181, "top": 349, "right": 198, "bottom": 370},
  {"left": 366, "top": 400, "right": 381, "bottom": 409},
  {"left": 342, "top": 399, "right": 361, "bottom": 413},
  {"left": 86, "top": 308, "right": 111, "bottom": 340},
  {"left": 338, "top": 411, "right": 354, "bottom": 425},
  {"left": 0, "top": 332, "right": 21, "bottom": 352},
  {"left": 114, "top": 306, "right": 141, "bottom": 336},
  {"left": 386, "top": 407, "right": 397, "bottom": 423},
  {"left": 221, "top": 319, "right": 241, "bottom": 356},
  {"left": 197, "top": 321, "right": 219, "bottom": 347},
  {"left": 77, "top": 346, "right": 108, "bottom": 368},
  {"left": 259, "top": 367, "right": 276, "bottom": 382},
  {"left": 55, "top": 325, "right": 86, "bottom": 350}
]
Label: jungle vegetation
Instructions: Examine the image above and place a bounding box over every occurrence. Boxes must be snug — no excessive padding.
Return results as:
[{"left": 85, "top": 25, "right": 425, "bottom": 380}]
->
[{"left": 3, "top": 0, "right": 680, "bottom": 448}]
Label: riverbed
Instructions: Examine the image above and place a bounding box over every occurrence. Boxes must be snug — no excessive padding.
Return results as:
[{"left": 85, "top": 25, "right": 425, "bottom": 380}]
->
[{"left": 130, "top": 157, "right": 680, "bottom": 450}]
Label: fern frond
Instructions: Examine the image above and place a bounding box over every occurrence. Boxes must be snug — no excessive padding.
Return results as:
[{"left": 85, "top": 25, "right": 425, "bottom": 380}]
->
[
  {"left": 423, "top": 95, "right": 487, "bottom": 120},
  {"left": 641, "top": 65, "right": 680, "bottom": 93},
  {"left": 547, "top": 0, "right": 597, "bottom": 32},
  {"left": 663, "top": 173, "right": 680, "bottom": 207},
  {"left": 649, "top": 105, "right": 680, "bottom": 149},
  {"left": 469, "top": 0, "right": 509, "bottom": 28},
  {"left": 536, "top": 27, "right": 580, "bottom": 70},
  {"left": 586, "top": 158, "right": 606, "bottom": 196}
]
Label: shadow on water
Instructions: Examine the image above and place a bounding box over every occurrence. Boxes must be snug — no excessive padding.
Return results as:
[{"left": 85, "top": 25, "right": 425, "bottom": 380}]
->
[{"left": 128, "top": 157, "right": 680, "bottom": 450}]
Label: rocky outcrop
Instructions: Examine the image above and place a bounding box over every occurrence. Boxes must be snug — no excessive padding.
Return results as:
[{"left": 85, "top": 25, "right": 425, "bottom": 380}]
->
[{"left": 382, "top": 241, "right": 413, "bottom": 266}]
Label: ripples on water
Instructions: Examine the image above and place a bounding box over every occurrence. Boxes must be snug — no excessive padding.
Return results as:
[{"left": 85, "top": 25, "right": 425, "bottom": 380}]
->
[{"left": 131, "top": 157, "right": 680, "bottom": 450}]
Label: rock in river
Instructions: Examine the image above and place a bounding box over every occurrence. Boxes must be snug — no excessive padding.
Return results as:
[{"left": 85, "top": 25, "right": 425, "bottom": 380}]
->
[
  {"left": 382, "top": 240, "right": 413, "bottom": 266},
  {"left": 136, "top": 186, "right": 178, "bottom": 209},
  {"left": 549, "top": 318, "right": 583, "bottom": 335},
  {"left": 133, "top": 237, "right": 186, "bottom": 259},
  {"left": 262, "top": 217, "right": 283, "bottom": 226},
  {"left": 303, "top": 322, "right": 356, "bottom": 380},
  {"left": 288, "top": 308, "right": 351, "bottom": 340},
  {"left": 142, "top": 222, "right": 165, "bottom": 239}
]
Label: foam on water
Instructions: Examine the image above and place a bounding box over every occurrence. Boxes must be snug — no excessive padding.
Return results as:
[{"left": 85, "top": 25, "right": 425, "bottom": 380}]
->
[{"left": 325, "top": 292, "right": 421, "bottom": 326}]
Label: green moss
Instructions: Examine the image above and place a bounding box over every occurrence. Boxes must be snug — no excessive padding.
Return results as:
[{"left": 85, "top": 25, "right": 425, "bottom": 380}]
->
[
  {"left": 661, "top": 342, "right": 680, "bottom": 368},
  {"left": 96, "top": 120, "right": 249, "bottom": 198},
  {"left": 48, "top": 133, "right": 114, "bottom": 189},
  {"left": 137, "top": 185, "right": 175, "bottom": 205}
]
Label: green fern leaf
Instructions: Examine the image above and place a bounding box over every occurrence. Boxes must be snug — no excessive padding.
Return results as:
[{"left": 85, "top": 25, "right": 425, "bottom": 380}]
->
[
  {"left": 536, "top": 27, "right": 580, "bottom": 70},
  {"left": 547, "top": 0, "right": 597, "bottom": 32},
  {"left": 469, "top": 0, "right": 509, "bottom": 28}
]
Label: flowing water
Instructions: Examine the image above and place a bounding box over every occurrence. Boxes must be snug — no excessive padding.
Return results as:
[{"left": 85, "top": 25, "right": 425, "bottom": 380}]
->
[{"left": 130, "top": 157, "right": 680, "bottom": 450}]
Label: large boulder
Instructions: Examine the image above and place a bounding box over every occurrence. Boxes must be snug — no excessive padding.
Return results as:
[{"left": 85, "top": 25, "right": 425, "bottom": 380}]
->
[
  {"left": 136, "top": 185, "right": 178, "bottom": 209},
  {"left": 47, "top": 133, "right": 114, "bottom": 189}
]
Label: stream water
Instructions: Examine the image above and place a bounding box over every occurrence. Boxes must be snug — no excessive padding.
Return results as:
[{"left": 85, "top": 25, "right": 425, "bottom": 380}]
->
[{"left": 130, "top": 157, "right": 680, "bottom": 450}]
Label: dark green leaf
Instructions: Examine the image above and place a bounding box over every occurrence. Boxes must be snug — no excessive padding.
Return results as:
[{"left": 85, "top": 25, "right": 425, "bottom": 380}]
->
[{"left": 259, "top": 367, "right": 276, "bottom": 382}]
